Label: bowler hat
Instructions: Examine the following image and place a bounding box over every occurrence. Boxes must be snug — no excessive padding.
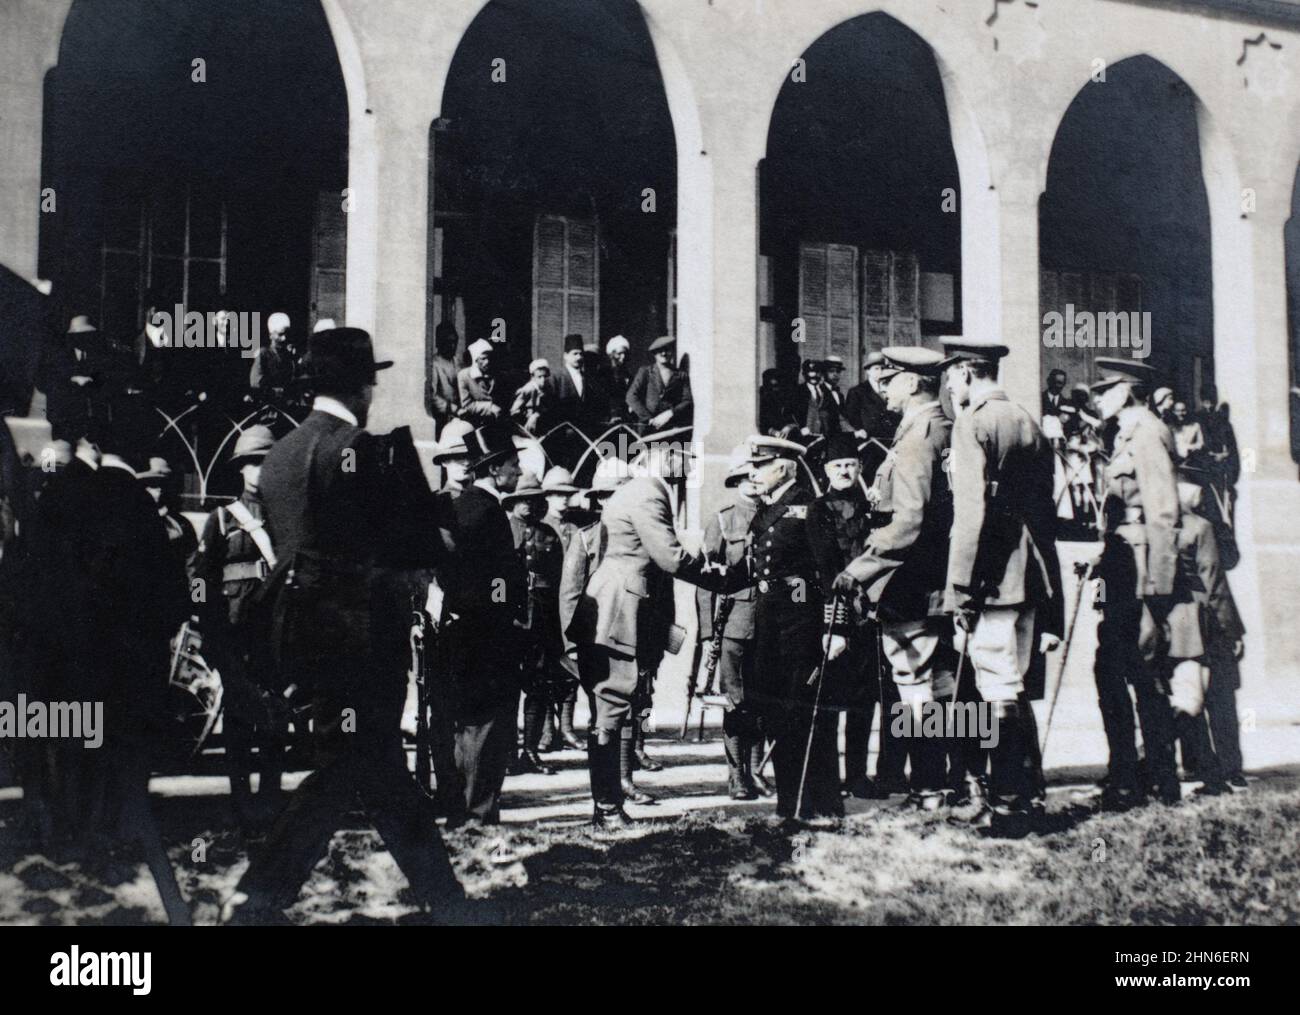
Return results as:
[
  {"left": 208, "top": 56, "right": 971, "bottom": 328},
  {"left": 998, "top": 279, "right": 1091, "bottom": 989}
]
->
[
  {"left": 66, "top": 315, "right": 97, "bottom": 335},
  {"left": 305, "top": 327, "right": 392, "bottom": 391}
]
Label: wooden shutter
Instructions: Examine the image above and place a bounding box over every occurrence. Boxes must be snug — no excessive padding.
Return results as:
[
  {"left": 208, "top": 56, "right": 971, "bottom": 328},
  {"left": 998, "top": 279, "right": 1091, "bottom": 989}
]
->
[
  {"left": 798, "top": 242, "right": 858, "bottom": 372},
  {"left": 889, "top": 251, "right": 920, "bottom": 346},
  {"left": 533, "top": 215, "right": 600, "bottom": 366},
  {"left": 311, "top": 191, "right": 347, "bottom": 329}
]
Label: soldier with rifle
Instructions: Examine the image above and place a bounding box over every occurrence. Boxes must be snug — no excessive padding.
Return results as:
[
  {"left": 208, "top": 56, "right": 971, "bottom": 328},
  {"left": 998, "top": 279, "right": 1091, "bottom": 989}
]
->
[{"left": 695, "top": 448, "right": 769, "bottom": 800}]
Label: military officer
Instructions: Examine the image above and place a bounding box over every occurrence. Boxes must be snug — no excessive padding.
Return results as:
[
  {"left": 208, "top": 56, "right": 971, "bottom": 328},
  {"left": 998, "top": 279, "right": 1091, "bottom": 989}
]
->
[
  {"left": 191, "top": 424, "right": 286, "bottom": 832},
  {"left": 503, "top": 471, "right": 565, "bottom": 775},
  {"left": 807, "top": 431, "right": 905, "bottom": 799},
  {"left": 735, "top": 436, "right": 841, "bottom": 821},
  {"left": 941, "top": 339, "right": 1064, "bottom": 836},
  {"left": 567, "top": 427, "right": 719, "bottom": 827},
  {"left": 832, "top": 347, "right": 955, "bottom": 810},
  {"left": 1089, "top": 357, "right": 1182, "bottom": 809},
  {"left": 697, "top": 448, "right": 769, "bottom": 799}
]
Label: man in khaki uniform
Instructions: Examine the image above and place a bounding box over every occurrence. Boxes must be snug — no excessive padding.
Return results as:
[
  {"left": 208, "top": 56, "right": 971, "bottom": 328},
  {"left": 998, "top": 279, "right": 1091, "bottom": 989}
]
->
[
  {"left": 1090, "top": 357, "right": 1181, "bottom": 809},
  {"left": 833, "top": 347, "right": 954, "bottom": 809},
  {"left": 940, "top": 338, "right": 1064, "bottom": 835}
]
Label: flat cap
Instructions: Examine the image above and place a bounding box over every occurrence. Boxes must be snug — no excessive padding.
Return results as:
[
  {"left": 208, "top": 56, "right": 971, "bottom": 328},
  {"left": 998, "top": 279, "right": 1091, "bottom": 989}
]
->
[{"left": 648, "top": 335, "right": 676, "bottom": 353}]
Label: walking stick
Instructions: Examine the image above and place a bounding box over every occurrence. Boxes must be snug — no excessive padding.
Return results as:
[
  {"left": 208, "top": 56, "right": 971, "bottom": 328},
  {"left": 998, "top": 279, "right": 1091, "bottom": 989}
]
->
[
  {"left": 1040, "top": 560, "right": 1091, "bottom": 759},
  {"left": 794, "top": 593, "right": 842, "bottom": 821}
]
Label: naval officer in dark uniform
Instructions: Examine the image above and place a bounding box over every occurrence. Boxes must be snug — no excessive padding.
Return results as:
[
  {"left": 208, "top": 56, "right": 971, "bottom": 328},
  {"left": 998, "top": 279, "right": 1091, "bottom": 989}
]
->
[{"left": 740, "top": 436, "right": 843, "bottom": 821}]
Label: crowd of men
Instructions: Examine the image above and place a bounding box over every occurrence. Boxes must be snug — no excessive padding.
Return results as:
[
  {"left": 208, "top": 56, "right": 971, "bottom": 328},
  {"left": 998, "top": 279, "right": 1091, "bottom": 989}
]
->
[{"left": 0, "top": 309, "right": 1249, "bottom": 923}]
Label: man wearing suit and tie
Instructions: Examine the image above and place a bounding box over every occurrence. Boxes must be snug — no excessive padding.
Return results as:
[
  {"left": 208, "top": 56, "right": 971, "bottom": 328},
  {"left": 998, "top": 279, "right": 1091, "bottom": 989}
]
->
[
  {"left": 223, "top": 326, "right": 466, "bottom": 924},
  {"left": 553, "top": 332, "right": 608, "bottom": 434},
  {"left": 626, "top": 336, "right": 693, "bottom": 430}
]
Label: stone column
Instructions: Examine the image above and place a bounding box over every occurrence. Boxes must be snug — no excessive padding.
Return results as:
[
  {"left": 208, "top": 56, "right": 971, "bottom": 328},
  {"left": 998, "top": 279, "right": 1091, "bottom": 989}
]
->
[{"left": 0, "top": 0, "right": 67, "bottom": 280}]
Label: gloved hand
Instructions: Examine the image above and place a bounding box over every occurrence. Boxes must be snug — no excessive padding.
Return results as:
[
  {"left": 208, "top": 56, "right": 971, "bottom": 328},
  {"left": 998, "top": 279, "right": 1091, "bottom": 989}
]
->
[
  {"left": 831, "top": 571, "right": 858, "bottom": 595},
  {"left": 823, "top": 634, "right": 847, "bottom": 661}
]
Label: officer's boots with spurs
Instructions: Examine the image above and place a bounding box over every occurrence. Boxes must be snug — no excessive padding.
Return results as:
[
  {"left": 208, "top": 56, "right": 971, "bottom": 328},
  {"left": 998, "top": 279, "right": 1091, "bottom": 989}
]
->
[{"left": 517, "top": 697, "right": 556, "bottom": 776}]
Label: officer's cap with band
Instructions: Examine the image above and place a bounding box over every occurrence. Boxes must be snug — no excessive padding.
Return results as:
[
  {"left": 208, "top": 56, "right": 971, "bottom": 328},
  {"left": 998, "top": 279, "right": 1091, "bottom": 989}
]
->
[
  {"left": 1090, "top": 357, "right": 1157, "bottom": 393},
  {"left": 745, "top": 435, "right": 805, "bottom": 465},
  {"left": 724, "top": 444, "right": 753, "bottom": 487},
  {"left": 939, "top": 337, "right": 1009, "bottom": 367},
  {"left": 877, "top": 346, "right": 948, "bottom": 381}
]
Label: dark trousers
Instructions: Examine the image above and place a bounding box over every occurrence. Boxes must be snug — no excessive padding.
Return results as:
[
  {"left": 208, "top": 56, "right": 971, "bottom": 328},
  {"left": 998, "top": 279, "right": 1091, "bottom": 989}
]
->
[
  {"left": 455, "top": 694, "right": 520, "bottom": 823},
  {"left": 770, "top": 706, "right": 841, "bottom": 819},
  {"left": 842, "top": 638, "right": 907, "bottom": 784},
  {"left": 1095, "top": 593, "right": 1178, "bottom": 796},
  {"left": 238, "top": 697, "right": 462, "bottom": 912},
  {"left": 1204, "top": 647, "right": 1243, "bottom": 780}
]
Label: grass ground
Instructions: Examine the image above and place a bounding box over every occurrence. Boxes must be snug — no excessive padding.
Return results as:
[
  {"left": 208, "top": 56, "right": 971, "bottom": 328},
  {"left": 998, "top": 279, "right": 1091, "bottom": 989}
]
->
[{"left": 2, "top": 771, "right": 1297, "bottom": 925}]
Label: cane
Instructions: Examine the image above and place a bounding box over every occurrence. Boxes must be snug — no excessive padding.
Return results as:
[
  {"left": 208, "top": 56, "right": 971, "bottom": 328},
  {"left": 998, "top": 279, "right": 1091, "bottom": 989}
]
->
[
  {"left": 794, "top": 593, "right": 842, "bottom": 821},
  {"left": 1040, "top": 560, "right": 1091, "bottom": 759}
]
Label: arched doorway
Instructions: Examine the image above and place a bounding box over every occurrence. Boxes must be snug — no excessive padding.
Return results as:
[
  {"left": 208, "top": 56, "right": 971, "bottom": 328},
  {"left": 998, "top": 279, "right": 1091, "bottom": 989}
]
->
[
  {"left": 430, "top": 0, "right": 677, "bottom": 441},
  {"left": 1040, "top": 56, "right": 1213, "bottom": 403},
  {"left": 759, "top": 13, "right": 962, "bottom": 413},
  {"left": 38, "top": 0, "right": 350, "bottom": 499}
]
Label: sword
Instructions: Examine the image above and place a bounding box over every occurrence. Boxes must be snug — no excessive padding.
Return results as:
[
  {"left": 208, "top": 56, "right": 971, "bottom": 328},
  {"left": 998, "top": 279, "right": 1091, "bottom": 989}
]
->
[{"left": 794, "top": 593, "right": 842, "bottom": 821}]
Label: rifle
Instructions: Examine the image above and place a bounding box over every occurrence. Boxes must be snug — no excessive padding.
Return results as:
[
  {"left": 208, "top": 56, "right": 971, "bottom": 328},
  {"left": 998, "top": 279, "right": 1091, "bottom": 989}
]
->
[
  {"left": 409, "top": 593, "right": 433, "bottom": 794},
  {"left": 681, "top": 593, "right": 735, "bottom": 739}
]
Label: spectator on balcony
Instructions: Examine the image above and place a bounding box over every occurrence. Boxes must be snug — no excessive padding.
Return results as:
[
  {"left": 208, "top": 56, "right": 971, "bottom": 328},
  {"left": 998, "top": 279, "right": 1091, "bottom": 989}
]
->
[
  {"left": 627, "top": 335, "right": 692, "bottom": 430},
  {"left": 458, "top": 339, "right": 510, "bottom": 422}
]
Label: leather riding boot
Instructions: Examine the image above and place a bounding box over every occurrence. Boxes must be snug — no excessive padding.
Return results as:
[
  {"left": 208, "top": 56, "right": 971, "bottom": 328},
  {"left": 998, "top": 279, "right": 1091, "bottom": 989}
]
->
[
  {"left": 620, "top": 726, "right": 656, "bottom": 804},
  {"left": 633, "top": 721, "right": 663, "bottom": 772},
  {"left": 748, "top": 740, "right": 774, "bottom": 797},
  {"left": 517, "top": 698, "right": 555, "bottom": 775},
  {"left": 559, "top": 695, "right": 585, "bottom": 751},
  {"left": 537, "top": 707, "right": 558, "bottom": 753},
  {"left": 723, "top": 729, "right": 755, "bottom": 800},
  {"left": 591, "top": 735, "right": 634, "bottom": 829},
  {"left": 980, "top": 702, "right": 1031, "bottom": 838}
]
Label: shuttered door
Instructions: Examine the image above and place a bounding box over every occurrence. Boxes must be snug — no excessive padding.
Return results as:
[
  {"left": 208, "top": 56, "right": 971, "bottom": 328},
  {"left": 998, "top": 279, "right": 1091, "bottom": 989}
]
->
[
  {"left": 311, "top": 191, "right": 347, "bottom": 329},
  {"left": 889, "top": 251, "right": 920, "bottom": 346},
  {"left": 533, "top": 214, "right": 600, "bottom": 366},
  {"left": 798, "top": 242, "right": 858, "bottom": 374}
]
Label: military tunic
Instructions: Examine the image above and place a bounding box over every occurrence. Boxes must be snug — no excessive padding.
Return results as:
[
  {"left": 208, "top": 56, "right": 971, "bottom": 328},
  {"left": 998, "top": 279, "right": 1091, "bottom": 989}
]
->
[
  {"left": 745, "top": 482, "right": 841, "bottom": 819},
  {"left": 1094, "top": 404, "right": 1181, "bottom": 799}
]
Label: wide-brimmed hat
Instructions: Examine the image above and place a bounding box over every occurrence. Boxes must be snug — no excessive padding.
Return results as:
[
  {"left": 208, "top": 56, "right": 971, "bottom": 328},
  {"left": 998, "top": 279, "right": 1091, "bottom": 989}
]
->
[
  {"left": 542, "top": 466, "right": 580, "bottom": 495},
  {"left": 231, "top": 424, "right": 274, "bottom": 464},
  {"left": 431, "top": 419, "right": 474, "bottom": 463},
  {"left": 304, "top": 327, "right": 392, "bottom": 390},
  {"left": 648, "top": 335, "right": 676, "bottom": 354},
  {"left": 501, "top": 469, "right": 545, "bottom": 505}
]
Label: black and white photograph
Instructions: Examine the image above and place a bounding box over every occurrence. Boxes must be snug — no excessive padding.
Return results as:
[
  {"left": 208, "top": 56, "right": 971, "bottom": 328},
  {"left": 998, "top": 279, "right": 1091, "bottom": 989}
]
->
[{"left": 0, "top": 0, "right": 1295, "bottom": 984}]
